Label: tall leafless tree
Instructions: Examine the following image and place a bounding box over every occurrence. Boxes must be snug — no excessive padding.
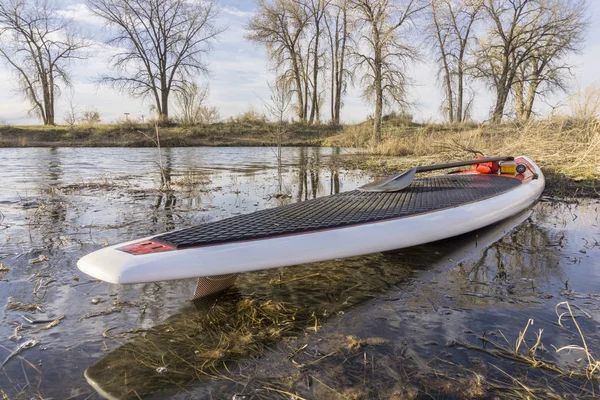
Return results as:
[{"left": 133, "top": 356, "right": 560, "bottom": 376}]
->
[
  {"left": 429, "top": 0, "right": 482, "bottom": 122},
  {"left": 247, "top": 0, "right": 310, "bottom": 122},
  {"left": 511, "top": 0, "right": 586, "bottom": 120},
  {"left": 350, "top": 0, "right": 426, "bottom": 143},
  {"left": 324, "top": 0, "right": 351, "bottom": 124},
  {"left": 0, "top": 0, "right": 89, "bottom": 125},
  {"left": 306, "top": 0, "right": 328, "bottom": 124},
  {"left": 475, "top": 0, "right": 587, "bottom": 123},
  {"left": 87, "top": 0, "right": 223, "bottom": 123}
]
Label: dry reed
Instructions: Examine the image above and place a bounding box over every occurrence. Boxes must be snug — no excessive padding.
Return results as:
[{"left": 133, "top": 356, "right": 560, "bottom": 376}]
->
[{"left": 327, "top": 116, "right": 600, "bottom": 183}]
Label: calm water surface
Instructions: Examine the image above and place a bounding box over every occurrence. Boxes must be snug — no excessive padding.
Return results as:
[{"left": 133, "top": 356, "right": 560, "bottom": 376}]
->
[{"left": 0, "top": 147, "right": 599, "bottom": 399}]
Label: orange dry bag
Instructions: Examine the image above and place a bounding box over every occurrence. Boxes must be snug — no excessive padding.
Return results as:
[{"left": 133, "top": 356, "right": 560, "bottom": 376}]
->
[{"left": 471, "top": 156, "right": 499, "bottom": 174}]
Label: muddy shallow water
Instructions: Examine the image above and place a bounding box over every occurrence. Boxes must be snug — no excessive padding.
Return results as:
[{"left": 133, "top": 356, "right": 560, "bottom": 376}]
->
[{"left": 0, "top": 147, "right": 599, "bottom": 399}]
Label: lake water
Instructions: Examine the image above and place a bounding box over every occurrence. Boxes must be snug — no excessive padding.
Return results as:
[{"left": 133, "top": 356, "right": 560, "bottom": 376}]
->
[{"left": 0, "top": 147, "right": 599, "bottom": 399}]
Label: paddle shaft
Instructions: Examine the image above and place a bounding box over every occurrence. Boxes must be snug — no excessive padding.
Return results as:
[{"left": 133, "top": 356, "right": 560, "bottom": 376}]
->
[
  {"left": 415, "top": 156, "right": 514, "bottom": 173},
  {"left": 359, "top": 155, "right": 515, "bottom": 192}
]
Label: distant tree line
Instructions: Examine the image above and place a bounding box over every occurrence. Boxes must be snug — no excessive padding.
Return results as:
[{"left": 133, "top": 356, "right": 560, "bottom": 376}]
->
[
  {"left": 247, "top": 0, "right": 587, "bottom": 141},
  {"left": 0, "top": 0, "right": 588, "bottom": 144}
]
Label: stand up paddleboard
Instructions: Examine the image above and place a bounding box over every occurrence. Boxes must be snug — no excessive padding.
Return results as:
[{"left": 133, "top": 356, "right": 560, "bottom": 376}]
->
[{"left": 77, "top": 155, "right": 544, "bottom": 298}]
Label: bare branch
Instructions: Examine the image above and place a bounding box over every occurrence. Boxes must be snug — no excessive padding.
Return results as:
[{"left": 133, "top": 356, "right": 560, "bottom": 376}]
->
[
  {"left": 474, "top": 0, "right": 588, "bottom": 122},
  {"left": 0, "top": 0, "right": 90, "bottom": 125},
  {"left": 349, "top": 0, "right": 425, "bottom": 142},
  {"left": 87, "top": 0, "right": 224, "bottom": 122}
]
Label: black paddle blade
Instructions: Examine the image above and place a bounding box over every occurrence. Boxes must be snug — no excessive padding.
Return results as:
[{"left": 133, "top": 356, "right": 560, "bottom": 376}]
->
[{"left": 359, "top": 168, "right": 417, "bottom": 192}]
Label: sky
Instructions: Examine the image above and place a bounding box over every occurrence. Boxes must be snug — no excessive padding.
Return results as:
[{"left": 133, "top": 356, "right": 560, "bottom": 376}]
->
[{"left": 0, "top": 0, "right": 599, "bottom": 125}]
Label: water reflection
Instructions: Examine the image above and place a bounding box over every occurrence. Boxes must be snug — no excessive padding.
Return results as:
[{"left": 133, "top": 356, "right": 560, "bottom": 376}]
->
[
  {"left": 46, "top": 147, "right": 63, "bottom": 183},
  {"left": 330, "top": 168, "right": 340, "bottom": 195},
  {"left": 1, "top": 147, "right": 598, "bottom": 399},
  {"left": 191, "top": 205, "right": 599, "bottom": 399},
  {"left": 82, "top": 211, "right": 563, "bottom": 399},
  {"left": 0, "top": 146, "right": 363, "bottom": 399}
]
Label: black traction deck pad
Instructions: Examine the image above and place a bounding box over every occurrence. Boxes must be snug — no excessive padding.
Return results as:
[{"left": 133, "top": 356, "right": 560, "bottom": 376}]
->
[{"left": 154, "top": 175, "right": 521, "bottom": 249}]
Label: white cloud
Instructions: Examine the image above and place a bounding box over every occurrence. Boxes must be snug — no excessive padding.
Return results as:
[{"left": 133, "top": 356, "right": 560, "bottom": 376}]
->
[
  {"left": 221, "top": 6, "right": 254, "bottom": 18},
  {"left": 56, "top": 3, "right": 105, "bottom": 26}
]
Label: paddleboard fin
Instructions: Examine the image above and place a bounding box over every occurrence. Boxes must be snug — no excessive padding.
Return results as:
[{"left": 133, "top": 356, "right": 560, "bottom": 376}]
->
[{"left": 193, "top": 273, "right": 238, "bottom": 300}]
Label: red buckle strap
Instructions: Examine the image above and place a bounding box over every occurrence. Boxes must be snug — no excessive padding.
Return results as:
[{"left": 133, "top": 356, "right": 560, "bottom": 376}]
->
[{"left": 118, "top": 240, "right": 176, "bottom": 255}]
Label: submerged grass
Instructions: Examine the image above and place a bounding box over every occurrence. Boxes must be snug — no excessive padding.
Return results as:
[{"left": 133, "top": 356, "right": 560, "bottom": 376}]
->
[
  {"left": 5, "top": 301, "right": 43, "bottom": 313},
  {"left": 554, "top": 301, "right": 600, "bottom": 380},
  {"left": 84, "top": 295, "right": 320, "bottom": 399},
  {"left": 451, "top": 300, "right": 600, "bottom": 398}
]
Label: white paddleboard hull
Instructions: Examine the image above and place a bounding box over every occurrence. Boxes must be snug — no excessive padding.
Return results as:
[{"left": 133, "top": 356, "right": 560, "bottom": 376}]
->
[{"left": 77, "top": 156, "right": 544, "bottom": 284}]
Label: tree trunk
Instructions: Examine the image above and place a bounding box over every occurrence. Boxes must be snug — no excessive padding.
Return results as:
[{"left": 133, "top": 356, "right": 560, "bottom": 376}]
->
[
  {"left": 47, "top": 67, "right": 55, "bottom": 125},
  {"left": 457, "top": 63, "right": 464, "bottom": 122},
  {"left": 40, "top": 64, "right": 52, "bottom": 125},
  {"left": 444, "top": 60, "right": 453, "bottom": 123},
  {"left": 374, "top": 83, "right": 382, "bottom": 143},
  {"left": 373, "top": 45, "right": 383, "bottom": 143},
  {"left": 330, "top": 5, "right": 347, "bottom": 125},
  {"left": 334, "top": 32, "right": 345, "bottom": 124},
  {"left": 43, "top": 87, "right": 52, "bottom": 125},
  {"left": 524, "top": 79, "right": 540, "bottom": 120},
  {"left": 42, "top": 83, "right": 52, "bottom": 125},
  {"left": 513, "top": 79, "right": 525, "bottom": 120},
  {"left": 291, "top": 53, "right": 305, "bottom": 122},
  {"left": 308, "top": 14, "right": 320, "bottom": 125},
  {"left": 492, "top": 66, "right": 511, "bottom": 123},
  {"left": 492, "top": 89, "right": 508, "bottom": 123},
  {"left": 432, "top": 4, "right": 453, "bottom": 123},
  {"left": 160, "top": 89, "right": 170, "bottom": 122},
  {"left": 303, "top": 46, "right": 310, "bottom": 122},
  {"left": 330, "top": 38, "right": 336, "bottom": 122}
]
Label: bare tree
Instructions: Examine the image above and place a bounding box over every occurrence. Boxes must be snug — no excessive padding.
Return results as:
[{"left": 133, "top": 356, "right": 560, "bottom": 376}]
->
[
  {"left": 176, "top": 82, "right": 209, "bottom": 125},
  {"left": 350, "top": 0, "right": 426, "bottom": 143},
  {"left": 306, "top": 0, "right": 328, "bottom": 124},
  {"left": 429, "top": 0, "right": 482, "bottom": 122},
  {"left": 0, "top": 0, "right": 89, "bottom": 125},
  {"left": 569, "top": 84, "right": 600, "bottom": 121},
  {"left": 81, "top": 107, "right": 101, "bottom": 125},
  {"left": 262, "top": 79, "right": 293, "bottom": 194},
  {"left": 247, "top": 0, "right": 311, "bottom": 122},
  {"left": 63, "top": 89, "right": 78, "bottom": 127},
  {"left": 324, "top": 0, "right": 351, "bottom": 124},
  {"left": 511, "top": 0, "right": 586, "bottom": 120},
  {"left": 475, "top": 0, "right": 587, "bottom": 123},
  {"left": 174, "top": 81, "right": 220, "bottom": 125},
  {"left": 87, "top": 0, "right": 223, "bottom": 123}
]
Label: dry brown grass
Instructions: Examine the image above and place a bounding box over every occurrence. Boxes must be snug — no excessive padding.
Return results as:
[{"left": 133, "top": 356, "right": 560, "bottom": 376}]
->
[{"left": 327, "top": 117, "right": 600, "bottom": 182}]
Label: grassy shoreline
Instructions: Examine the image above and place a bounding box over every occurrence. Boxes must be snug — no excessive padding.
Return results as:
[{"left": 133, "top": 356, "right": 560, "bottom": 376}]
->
[
  {"left": 326, "top": 116, "right": 600, "bottom": 198},
  {"left": 0, "top": 121, "right": 340, "bottom": 147},
  {"left": 2, "top": 117, "right": 598, "bottom": 197}
]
